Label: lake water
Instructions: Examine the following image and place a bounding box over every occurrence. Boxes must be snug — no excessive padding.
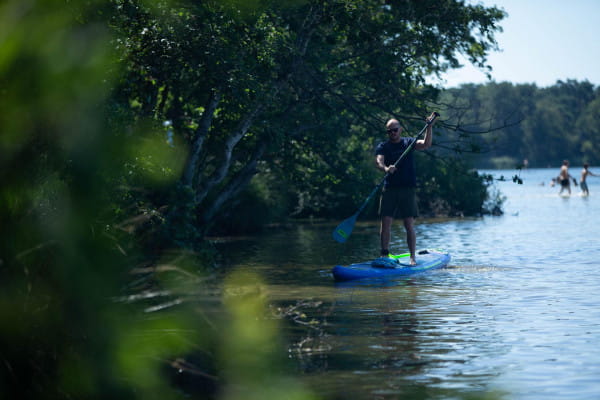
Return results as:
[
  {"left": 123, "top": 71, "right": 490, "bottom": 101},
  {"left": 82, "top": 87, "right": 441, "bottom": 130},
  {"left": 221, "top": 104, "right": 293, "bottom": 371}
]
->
[{"left": 216, "top": 168, "right": 600, "bottom": 399}]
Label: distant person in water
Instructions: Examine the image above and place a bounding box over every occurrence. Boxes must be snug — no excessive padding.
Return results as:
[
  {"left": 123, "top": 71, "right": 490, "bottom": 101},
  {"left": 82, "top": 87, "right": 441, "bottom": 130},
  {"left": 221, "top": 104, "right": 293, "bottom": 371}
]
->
[
  {"left": 557, "top": 160, "right": 577, "bottom": 195},
  {"left": 580, "top": 163, "right": 598, "bottom": 196}
]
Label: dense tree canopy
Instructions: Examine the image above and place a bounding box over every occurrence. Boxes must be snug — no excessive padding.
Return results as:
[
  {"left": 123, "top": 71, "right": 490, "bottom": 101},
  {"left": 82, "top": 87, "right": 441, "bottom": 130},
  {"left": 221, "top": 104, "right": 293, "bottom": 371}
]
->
[{"left": 109, "top": 0, "right": 505, "bottom": 238}]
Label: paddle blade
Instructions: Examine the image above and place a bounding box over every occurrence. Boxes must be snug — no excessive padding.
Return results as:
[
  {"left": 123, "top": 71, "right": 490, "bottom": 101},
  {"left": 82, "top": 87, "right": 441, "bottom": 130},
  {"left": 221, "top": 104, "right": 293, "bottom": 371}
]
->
[{"left": 332, "top": 214, "right": 358, "bottom": 243}]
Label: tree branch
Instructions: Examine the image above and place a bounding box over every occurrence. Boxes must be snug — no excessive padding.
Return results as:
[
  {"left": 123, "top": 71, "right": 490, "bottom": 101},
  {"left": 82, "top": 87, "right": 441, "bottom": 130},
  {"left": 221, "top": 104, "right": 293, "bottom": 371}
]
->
[
  {"left": 200, "top": 139, "right": 268, "bottom": 225},
  {"left": 194, "top": 98, "right": 265, "bottom": 205},
  {"left": 193, "top": 6, "right": 322, "bottom": 206},
  {"left": 182, "top": 90, "right": 221, "bottom": 186}
]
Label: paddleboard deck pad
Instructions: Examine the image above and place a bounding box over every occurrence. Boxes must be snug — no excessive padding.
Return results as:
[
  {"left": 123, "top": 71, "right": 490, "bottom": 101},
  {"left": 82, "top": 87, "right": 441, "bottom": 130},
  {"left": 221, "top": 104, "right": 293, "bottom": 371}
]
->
[{"left": 332, "top": 249, "right": 450, "bottom": 282}]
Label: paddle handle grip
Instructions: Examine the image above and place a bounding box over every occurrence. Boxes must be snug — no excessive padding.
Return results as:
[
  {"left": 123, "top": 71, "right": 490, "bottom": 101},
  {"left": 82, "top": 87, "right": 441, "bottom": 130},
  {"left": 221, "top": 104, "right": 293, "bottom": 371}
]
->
[{"left": 427, "top": 112, "right": 440, "bottom": 125}]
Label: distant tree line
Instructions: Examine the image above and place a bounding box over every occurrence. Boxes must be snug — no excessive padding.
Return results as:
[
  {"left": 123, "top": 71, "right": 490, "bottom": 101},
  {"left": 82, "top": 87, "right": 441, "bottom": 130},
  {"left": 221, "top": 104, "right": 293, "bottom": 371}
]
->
[{"left": 439, "top": 80, "right": 600, "bottom": 169}]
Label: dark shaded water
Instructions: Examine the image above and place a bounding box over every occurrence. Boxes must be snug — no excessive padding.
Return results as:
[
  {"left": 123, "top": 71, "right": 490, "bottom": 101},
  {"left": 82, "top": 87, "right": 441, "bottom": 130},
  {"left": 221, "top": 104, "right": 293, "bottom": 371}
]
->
[{"left": 216, "top": 168, "right": 600, "bottom": 399}]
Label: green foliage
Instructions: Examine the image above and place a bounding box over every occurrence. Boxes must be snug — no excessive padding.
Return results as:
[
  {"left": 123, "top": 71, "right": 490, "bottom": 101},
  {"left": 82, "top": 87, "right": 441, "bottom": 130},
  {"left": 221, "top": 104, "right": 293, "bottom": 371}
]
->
[
  {"left": 219, "top": 271, "right": 317, "bottom": 400},
  {"left": 488, "top": 156, "right": 521, "bottom": 170},
  {"left": 1, "top": 2, "right": 139, "bottom": 397},
  {"left": 158, "top": 184, "right": 208, "bottom": 249},
  {"left": 210, "top": 171, "right": 294, "bottom": 235},
  {"left": 442, "top": 80, "right": 600, "bottom": 168},
  {"left": 0, "top": 1, "right": 317, "bottom": 399},
  {"left": 109, "top": 0, "right": 505, "bottom": 237},
  {"left": 418, "top": 156, "right": 490, "bottom": 217}
]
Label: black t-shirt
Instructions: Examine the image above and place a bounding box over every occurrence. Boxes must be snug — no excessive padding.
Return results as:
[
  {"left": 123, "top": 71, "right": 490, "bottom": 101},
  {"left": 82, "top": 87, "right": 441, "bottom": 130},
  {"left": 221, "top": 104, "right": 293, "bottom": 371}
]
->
[{"left": 375, "top": 137, "right": 417, "bottom": 187}]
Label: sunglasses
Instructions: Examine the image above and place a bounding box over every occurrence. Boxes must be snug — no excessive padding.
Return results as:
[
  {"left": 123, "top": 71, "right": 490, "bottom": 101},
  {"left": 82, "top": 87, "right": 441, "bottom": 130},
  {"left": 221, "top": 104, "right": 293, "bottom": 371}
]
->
[{"left": 386, "top": 128, "right": 399, "bottom": 134}]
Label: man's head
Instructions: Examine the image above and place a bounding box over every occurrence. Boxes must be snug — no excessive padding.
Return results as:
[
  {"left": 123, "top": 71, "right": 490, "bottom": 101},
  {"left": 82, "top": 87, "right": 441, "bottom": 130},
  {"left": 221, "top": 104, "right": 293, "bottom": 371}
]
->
[{"left": 385, "top": 119, "right": 402, "bottom": 142}]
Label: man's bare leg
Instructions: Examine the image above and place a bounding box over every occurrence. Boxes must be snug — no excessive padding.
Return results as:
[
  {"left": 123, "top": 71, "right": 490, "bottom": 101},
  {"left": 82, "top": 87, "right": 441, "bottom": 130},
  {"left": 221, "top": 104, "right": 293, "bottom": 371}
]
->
[
  {"left": 403, "top": 217, "right": 417, "bottom": 265},
  {"left": 380, "top": 216, "right": 393, "bottom": 256}
]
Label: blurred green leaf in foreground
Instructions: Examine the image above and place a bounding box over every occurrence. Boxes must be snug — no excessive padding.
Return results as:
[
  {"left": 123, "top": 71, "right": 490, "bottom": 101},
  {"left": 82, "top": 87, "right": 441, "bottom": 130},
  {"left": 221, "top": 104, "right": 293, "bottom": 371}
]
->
[{"left": 0, "top": 1, "right": 315, "bottom": 399}]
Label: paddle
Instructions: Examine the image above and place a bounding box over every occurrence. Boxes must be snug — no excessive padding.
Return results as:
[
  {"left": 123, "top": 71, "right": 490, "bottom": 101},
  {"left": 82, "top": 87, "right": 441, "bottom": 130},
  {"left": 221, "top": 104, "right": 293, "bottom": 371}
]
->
[{"left": 332, "top": 112, "right": 440, "bottom": 243}]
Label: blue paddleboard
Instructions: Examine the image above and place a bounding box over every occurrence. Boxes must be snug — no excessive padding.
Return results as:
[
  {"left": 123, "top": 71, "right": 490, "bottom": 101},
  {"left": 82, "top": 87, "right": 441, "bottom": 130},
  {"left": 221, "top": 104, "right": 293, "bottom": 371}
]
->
[{"left": 332, "top": 249, "right": 450, "bottom": 282}]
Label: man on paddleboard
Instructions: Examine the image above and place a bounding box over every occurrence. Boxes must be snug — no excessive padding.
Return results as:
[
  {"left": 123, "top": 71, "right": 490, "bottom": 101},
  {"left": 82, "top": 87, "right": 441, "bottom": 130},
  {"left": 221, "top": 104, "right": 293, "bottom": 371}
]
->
[{"left": 375, "top": 112, "right": 437, "bottom": 265}]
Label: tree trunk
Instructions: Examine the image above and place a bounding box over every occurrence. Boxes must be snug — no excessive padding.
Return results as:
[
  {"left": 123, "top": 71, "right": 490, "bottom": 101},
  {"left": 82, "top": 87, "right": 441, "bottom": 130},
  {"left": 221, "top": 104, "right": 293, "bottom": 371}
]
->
[
  {"left": 200, "top": 139, "right": 267, "bottom": 225},
  {"left": 182, "top": 90, "right": 221, "bottom": 186}
]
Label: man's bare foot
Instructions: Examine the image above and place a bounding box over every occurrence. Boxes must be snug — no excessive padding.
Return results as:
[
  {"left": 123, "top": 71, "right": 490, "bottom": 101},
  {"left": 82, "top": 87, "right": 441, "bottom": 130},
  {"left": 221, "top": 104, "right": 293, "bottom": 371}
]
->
[{"left": 410, "top": 257, "right": 417, "bottom": 266}]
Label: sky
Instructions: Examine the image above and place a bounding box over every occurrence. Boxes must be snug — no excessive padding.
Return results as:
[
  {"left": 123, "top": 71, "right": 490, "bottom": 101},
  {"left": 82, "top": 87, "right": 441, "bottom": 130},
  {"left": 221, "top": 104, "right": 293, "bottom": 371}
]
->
[{"left": 432, "top": 0, "right": 600, "bottom": 88}]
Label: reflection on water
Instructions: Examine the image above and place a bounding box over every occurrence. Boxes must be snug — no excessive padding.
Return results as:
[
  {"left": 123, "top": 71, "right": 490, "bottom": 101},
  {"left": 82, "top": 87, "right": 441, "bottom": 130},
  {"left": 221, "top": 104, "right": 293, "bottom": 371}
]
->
[{"left": 215, "top": 169, "right": 600, "bottom": 399}]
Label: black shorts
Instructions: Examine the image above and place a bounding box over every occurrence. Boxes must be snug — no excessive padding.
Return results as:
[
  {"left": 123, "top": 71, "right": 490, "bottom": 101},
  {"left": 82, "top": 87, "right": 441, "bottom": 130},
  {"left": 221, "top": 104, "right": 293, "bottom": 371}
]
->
[{"left": 379, "top": 186, "right": 418, "bottom": 218}]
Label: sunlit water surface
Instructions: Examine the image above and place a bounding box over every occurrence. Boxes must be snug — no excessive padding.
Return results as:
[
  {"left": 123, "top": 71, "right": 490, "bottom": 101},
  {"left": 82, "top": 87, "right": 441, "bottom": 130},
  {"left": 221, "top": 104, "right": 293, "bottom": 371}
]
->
[{"left": 215, "top": 168, "right": 600, "bottom": 399}]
